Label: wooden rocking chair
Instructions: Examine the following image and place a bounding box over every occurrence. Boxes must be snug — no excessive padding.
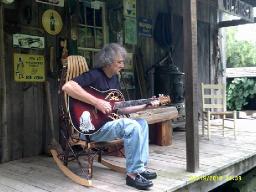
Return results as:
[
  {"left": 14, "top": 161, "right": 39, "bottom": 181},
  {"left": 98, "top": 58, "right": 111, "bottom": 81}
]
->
[{"left": 50, "top": 55, "right": 125, "bottom": 187}]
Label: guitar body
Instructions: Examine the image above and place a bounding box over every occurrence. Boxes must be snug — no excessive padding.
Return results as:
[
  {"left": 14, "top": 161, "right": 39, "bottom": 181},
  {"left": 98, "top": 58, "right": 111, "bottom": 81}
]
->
[
  {"left": 68, "top": 87, "right": 125, "bottom": 135},
  {"left": 68, "top": 86, "right": 170, "bottom": 135}
]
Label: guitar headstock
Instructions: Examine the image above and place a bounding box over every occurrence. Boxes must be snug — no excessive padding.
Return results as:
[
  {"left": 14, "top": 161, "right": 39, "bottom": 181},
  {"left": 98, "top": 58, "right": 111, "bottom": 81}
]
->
[{"left": 158, "top": 94, "right": 171, "bottom": 105}]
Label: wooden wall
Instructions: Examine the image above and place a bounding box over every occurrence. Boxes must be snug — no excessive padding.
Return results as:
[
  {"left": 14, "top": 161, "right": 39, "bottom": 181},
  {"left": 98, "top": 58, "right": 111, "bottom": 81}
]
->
[
  {"left": 0, "top": 0, "right": 219, "bottom": 163},
  {"left": 0, "top": 0, "right": 66, "bottom": 163},
  {"left": 138, "top": 0, "right": 218, "bottom": 85},
  {"left": 137, "top": 0, "right": 218, "bottom": 112}
]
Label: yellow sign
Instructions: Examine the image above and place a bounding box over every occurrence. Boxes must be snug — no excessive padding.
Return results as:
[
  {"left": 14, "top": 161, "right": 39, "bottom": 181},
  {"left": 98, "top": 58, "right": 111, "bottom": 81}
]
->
[
  {"left": 14, "top": 53, "right": 45, "bottom": 82},
  {"left": 42, "top": 9, "right": 63, "bottom": 35}
]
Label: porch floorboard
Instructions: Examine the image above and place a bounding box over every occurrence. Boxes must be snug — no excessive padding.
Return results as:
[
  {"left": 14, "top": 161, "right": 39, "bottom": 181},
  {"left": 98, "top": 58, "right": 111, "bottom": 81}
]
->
[{"left": 0, "top": 119, "right": 256, "bottom": 192}]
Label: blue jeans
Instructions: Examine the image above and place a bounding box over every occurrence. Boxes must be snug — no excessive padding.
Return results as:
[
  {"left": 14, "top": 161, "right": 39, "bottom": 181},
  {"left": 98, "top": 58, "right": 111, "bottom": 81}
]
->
[{"left": 85, "top": 118, "right": 149, "bottom": 174}]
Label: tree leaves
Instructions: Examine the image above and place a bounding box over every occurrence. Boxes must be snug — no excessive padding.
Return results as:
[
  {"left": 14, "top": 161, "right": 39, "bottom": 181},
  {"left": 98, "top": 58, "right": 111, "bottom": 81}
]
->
[{"left": 226, "top": 28, "right": 256, "bottom": 68}]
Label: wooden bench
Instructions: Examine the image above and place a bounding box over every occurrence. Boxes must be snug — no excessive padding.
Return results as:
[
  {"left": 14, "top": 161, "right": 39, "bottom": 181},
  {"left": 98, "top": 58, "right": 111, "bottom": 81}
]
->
[{"left": 130, "top": 106, "right": 178, "bottom": 146}]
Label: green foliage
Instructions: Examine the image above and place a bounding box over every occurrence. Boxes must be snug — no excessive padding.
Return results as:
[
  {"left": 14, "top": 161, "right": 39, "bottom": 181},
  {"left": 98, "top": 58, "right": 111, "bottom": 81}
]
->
[
  {"left": 227, "top": 78, "right": 256, "bottom": 110},
  {"left": 226, "top": 28, "right": 256, "bottom": 68}
]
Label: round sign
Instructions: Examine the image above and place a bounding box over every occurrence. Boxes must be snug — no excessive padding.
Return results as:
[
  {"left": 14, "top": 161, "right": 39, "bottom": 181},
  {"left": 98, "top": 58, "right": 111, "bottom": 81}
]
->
[{"left": 42, "top": 9, "right": 63, "bottom": 35}]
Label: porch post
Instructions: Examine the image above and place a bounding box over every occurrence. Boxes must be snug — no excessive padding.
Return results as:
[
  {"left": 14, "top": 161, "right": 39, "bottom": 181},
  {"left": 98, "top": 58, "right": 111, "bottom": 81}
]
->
[
  {"left": 183, "top": 0, "right": 199, "bottom": 172},
  {"left": 0, "top": 3, "right": 8, "bottom": 162}
]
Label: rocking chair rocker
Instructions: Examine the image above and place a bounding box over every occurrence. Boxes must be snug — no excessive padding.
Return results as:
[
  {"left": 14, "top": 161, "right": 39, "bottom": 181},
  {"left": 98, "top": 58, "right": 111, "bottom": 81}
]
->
[{"left": 50, "top": 55, "right": 125, "bottom": 187}]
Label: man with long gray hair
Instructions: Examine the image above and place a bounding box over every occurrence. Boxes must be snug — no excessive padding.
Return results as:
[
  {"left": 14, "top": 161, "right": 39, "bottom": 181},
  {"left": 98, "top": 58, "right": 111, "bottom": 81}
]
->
[{"left": 62, "top": 43, "right": 158, "bottom": 190}]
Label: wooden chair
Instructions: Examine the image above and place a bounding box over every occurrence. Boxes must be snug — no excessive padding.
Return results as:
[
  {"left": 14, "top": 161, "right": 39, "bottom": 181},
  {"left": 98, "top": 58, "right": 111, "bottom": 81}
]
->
[
  {"left": 201, "top": 83, "right": 237, "bottom": 139},
  {"left": 50, "top": 55, "right": 125, "bottom": 187}
]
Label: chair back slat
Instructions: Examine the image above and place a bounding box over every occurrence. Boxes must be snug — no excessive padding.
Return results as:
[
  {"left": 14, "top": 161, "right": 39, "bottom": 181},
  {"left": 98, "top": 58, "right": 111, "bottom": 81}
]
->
[
  {"left": 202, "top": 84, "right": 223, "bottom": 89},
  {"left": 203, "top": 95, "right": 223, "bottom": 99},
  {"left": 78, "top": 56, "right": 89, "bottom": 72},
  {"left": 66, "top": 56, "right": 88, "bottom": 80},
  {"left": 203, "top": 104, "right": 224, "bottom": 109},
  {"left": 201, "top": 83, "right": 226, "bottom": 112}
]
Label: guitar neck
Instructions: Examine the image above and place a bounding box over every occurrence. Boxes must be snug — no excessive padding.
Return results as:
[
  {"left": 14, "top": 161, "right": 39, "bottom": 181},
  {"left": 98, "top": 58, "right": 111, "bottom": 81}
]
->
[{"left": 114, "top": 98, "right": 154, "bottom": 109}]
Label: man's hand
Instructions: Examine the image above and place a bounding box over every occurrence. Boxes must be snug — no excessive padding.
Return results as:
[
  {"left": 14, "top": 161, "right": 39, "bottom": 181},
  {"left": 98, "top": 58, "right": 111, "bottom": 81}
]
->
[
  {"left": 146, "top": 99, "right": 160, "bottom": 109},
  {"left": 95, "top": 99, "right": 112, "bottom": 114}
]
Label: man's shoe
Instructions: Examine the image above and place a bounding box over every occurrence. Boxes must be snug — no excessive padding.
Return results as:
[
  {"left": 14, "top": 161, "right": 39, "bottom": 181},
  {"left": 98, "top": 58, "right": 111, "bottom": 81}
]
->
[
  {"left": 140, "top": 170, "right": 157, "bottom": 180},
  {"left": 126, "top": 174, "right": 153, "bottom": 190}
]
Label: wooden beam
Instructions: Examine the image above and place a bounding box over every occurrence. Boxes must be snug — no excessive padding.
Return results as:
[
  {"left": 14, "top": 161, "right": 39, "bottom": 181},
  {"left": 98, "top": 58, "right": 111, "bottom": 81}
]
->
[
  {"left": 183, "top": 0, "right": 199, "bottom": 172},
  {"left": 0, "top": 3, "right": 8, "bottom": 162},
  {"left": 218, "top": 17, "right": 256, "bottom": 28}
]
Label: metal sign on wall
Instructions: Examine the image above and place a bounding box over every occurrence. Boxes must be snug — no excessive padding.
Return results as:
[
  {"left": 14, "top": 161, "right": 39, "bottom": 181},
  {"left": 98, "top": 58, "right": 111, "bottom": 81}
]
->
[
  {"left": 13, "top": 34, "right": 45, "bottom": 49},
  {"left": 42, "top": 9, "right": 63, "bottom": 35},
  {"left": 218, "top": 0, "right": 254, "bottom": 22},
  {"left": 138, "top": 17, "right": 153, "bottom": 37},
  {"left": 14, "top": 53, "right": 45, "bottom": 82}
]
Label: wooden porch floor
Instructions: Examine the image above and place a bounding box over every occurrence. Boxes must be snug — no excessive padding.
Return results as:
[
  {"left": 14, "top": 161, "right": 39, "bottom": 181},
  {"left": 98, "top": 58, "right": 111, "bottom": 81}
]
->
[{"left": 1, "top": 119, "right": 256, "bottom": 192}]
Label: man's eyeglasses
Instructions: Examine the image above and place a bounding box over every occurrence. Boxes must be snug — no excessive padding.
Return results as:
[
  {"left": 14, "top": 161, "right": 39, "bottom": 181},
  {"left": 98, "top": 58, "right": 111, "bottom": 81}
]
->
[{"left": 115, "top": 60, "right": 125, "bottom": 64}]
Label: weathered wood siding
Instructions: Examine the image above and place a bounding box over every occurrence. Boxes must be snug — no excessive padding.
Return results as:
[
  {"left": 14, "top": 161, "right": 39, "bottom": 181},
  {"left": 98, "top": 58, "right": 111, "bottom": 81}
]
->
[
  {"left": 137, "top": 0, "right": 218, "bottom": 96},
  {"left": 1, "top": 1, "right": 64, "bottom": 162},
  {"left": 0, "top": 0, "right": 219, "bottom": 163}
]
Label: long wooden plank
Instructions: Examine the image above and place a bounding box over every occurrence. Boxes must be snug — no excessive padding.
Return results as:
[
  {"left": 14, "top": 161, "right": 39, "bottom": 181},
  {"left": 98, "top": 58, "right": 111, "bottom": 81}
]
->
[
  {"left": 0, "top": 184, "right": 19, "bottom": 192},
  {"left": 218, "top": 18, "right": 256, "bottom": 28},
  {"left": 130, "top": 106, "right": 178, "bottom": 124},
  {"left": 0, "top": 174, "right": 48, "bottom": 192}
]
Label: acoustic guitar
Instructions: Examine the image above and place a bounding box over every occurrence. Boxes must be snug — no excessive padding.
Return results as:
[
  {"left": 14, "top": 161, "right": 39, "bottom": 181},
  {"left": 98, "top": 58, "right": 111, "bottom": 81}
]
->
[{"left": 68, "top": 86, "right": 170, "bottom": 135}]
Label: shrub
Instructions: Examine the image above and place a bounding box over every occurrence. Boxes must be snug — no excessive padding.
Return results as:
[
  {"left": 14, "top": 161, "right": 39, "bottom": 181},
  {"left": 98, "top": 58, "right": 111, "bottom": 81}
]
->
[{"left": 227, "top": 78, "right": 256, "bottom": 110}]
